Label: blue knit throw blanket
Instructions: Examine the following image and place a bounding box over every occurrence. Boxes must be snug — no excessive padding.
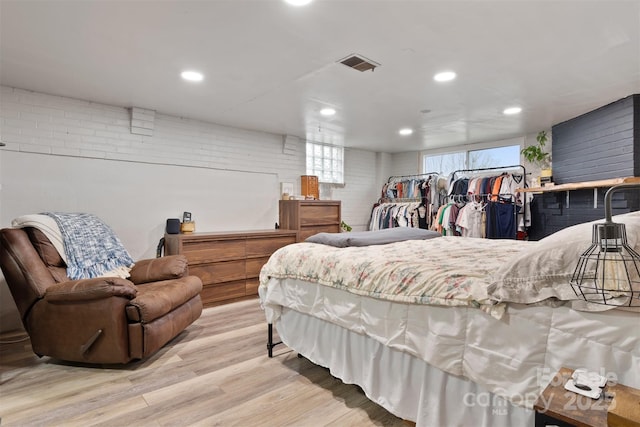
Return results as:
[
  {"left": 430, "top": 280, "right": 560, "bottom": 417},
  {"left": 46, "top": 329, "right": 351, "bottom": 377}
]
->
[{"left": 43, "top": 212, "right": 135, "bottom": 280}]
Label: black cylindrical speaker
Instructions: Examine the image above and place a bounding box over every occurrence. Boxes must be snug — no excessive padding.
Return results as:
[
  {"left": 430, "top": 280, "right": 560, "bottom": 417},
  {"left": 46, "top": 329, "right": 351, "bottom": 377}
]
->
[{"left": 166, "top": 218, "right": 181, "bottom": 234}]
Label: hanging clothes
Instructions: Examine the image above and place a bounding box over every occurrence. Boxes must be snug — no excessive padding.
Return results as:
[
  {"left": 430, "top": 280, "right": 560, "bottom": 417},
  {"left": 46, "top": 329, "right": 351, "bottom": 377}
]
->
[
  {"left": 485, "top": 201, "right": 517, "bottom": 239},
  {"left": 456, "top": 201, "right": 485, "bottom": 238},
  {"left": 369, "top": 202, "right": 422, "bottom": 230},
  {"left": 371, "top": 174, "right": 440, "bottom": 230},
  {"left": 440, "top": 166, "right": 529, "bottom": 239}
]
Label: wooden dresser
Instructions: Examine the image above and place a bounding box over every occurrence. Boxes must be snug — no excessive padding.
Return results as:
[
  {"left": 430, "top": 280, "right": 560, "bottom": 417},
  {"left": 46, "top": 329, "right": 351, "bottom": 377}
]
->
[
  {"left": 279, "top": 200, "right": 341, "bottom": 241},
  {"left": 164, "top": 229, "right": 297, "bottom": 306}
]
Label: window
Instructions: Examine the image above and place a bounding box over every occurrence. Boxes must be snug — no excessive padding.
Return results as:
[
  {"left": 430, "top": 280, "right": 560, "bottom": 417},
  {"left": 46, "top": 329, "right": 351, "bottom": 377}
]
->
[
  {"left": 306, "top": 142, "right": 344, "bottom": 184},
  {"left": 469, "top": 145, "right": 521, "bottom": 169},
  {"left": 423, "top": 143, "right": 521, "bottom": 175},
  {"left": 423, "top": 151, "right": 466, "bottom": 176}
]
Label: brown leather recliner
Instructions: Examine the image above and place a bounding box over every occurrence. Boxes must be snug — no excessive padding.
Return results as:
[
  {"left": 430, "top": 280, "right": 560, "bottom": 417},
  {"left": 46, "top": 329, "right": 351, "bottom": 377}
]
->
[{"left": 0, "top": 227, "right": 203, "bottom": 364}]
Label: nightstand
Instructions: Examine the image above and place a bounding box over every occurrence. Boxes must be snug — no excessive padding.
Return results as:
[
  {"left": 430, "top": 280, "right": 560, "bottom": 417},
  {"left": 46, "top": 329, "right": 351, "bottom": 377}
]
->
[{"left": 534, "top": 367, "right": 640, "bottom": 427}]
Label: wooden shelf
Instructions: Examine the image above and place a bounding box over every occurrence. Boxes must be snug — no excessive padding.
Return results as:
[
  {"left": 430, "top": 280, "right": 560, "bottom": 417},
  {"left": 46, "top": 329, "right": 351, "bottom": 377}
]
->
[{"left": 517, "top": 176, "right": 640, "bottom": 193}]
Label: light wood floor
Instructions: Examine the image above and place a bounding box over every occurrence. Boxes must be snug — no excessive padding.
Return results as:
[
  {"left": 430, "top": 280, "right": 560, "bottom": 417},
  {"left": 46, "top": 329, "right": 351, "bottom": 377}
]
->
[{"left": 0, "top": 298, "right": 405, "bottom": 426}]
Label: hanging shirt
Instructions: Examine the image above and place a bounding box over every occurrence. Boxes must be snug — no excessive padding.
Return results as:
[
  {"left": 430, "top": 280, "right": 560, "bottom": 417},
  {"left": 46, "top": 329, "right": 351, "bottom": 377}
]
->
[
  {"left": 485, "top": 201, "right": 516, "bottom": 239},
  {"left": 456, "top": 201, "right": 485, "bottom": 238},
  {"left": 490, "top": 175, "right": 505, "bottom": 201}
]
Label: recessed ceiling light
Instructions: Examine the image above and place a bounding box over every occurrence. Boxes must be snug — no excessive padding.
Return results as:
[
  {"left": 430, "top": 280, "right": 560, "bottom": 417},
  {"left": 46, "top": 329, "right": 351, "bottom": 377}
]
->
[
  {"left": 503, "top": 106, "right": 522, "bottom": 115},
  {"left": 181, "top": 71, "right": 204, "bottom": 82},
  {"left": 399, "top": 128, "right": 413, "bottom": 136},
  {"left": 284, "top": 0, "right": 313, "bottom": 5},
  {"left": 434, "top": 71, "right": 456, "bottom": 82},
  {"left": 320, "top": 108, "right": 336, "bottom": 116}
]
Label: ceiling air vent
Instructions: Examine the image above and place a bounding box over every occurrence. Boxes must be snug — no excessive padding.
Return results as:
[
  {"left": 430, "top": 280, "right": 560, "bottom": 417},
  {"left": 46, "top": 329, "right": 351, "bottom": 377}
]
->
[{"left": 338, "top": 54, "right": 380, "bottom": 72}]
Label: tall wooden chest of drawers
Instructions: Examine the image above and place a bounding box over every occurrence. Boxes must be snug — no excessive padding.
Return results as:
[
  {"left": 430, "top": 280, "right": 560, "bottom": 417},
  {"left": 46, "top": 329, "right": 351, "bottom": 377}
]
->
[
  {"left": 164, "top": 229, "right": 297, "bottom": 306},
  {"left": 279, "top": 200, "right": 341, "bottom": 241}
]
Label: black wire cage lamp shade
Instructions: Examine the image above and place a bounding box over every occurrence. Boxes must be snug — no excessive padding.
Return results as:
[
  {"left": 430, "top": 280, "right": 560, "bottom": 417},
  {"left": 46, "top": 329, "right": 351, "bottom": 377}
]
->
[{"left": 570, "top": 183, "right": 640, "bottom": 307}]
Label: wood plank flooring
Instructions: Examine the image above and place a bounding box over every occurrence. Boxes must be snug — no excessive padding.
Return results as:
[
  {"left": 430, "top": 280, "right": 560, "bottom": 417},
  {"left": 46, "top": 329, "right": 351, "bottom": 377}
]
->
[{"left": 0, "top": 298, "right": 404, "bottom": 426}]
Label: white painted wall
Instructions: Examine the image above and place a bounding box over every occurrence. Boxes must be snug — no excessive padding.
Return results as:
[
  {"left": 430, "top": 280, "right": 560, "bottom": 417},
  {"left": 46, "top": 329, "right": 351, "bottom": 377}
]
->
[
  {"left": 1, "top": 151, "right": 280, "bottom": 255},
  {"left": 0, "top": 86, "right": 390, "bottom": 332},
  {"left": 332, "top": 150, "right": 383, "bottom": 231},
  {"left": 390, "top": 151, "right": 421, "bottom": 176}
]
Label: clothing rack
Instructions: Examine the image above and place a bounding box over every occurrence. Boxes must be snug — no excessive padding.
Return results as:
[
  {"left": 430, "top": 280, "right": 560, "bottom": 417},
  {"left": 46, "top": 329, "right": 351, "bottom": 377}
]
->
[
  {"left": 450, "top": 165, "right": 526, "bottom": 195},
  {"left": 379, "top": 171, "right": 440, "bottom": 202},
  {"left": 386, "top": 171, "right": 440, "bottom": 182},
  {"left": 370, "top": 172, "right": 440, "bottom": 230},
  {"left": 451, "top": 164, "right": 526, "bottom": 178},
  {"left": 369, "top": 201, "right": 427, "bottom": 230},
  {"left": 444, "top": 165, "right": 530, "bottom": 239}
]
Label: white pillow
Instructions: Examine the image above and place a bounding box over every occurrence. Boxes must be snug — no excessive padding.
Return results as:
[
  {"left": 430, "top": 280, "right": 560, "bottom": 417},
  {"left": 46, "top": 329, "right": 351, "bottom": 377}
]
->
[
  {"left": 540, "top": 210, "right": 640, "bottom": 246},
  {"left": 11, "top": 214, "right": 69, "bottom": 264},
  {"left": 488, "top": 211, "right": 640, "bottom": 310}
]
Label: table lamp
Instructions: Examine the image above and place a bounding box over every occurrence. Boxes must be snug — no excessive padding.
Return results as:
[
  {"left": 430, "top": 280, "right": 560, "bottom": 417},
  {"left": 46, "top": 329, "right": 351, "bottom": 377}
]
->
[{"left": 570, "top": 183, "right": 640, "bottom": 307}]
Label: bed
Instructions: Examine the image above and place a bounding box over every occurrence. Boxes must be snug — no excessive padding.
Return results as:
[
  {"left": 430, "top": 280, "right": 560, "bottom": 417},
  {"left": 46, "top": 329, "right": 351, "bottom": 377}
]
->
[{"left": 258, "top": 215, "right": 640, "bottom": 426}]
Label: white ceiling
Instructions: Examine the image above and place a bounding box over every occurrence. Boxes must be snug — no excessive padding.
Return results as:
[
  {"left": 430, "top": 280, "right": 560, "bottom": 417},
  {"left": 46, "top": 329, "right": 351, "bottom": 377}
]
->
[{"left": 1, "top": 0, "right": 639, "bottom": 154}]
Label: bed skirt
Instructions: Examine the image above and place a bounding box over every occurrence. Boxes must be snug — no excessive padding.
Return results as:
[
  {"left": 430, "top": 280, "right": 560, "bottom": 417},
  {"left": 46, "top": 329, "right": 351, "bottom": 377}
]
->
[{"left": 276, "top": 308, "right": 533, "bottom": 427}]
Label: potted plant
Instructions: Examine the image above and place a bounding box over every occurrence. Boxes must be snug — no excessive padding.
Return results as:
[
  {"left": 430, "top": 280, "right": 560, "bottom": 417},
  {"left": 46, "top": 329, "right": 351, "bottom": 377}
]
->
[{"left": 521, "top": 131, "right": 552, "bottom": 183}]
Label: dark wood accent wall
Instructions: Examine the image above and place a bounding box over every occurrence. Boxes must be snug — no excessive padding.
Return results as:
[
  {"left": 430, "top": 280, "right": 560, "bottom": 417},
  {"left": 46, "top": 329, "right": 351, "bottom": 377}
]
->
[
  {"left": 528, "top": 188, "right": 640, "bottom": 241},
  {"left": 635, "top": 94, "right": 640, "bottom": 175},
  {"left": 534, "top": 95, "right": 640, "bottom": 239},
  {"left": 552, "top": 94, "right": 640, "bottom": 183}
]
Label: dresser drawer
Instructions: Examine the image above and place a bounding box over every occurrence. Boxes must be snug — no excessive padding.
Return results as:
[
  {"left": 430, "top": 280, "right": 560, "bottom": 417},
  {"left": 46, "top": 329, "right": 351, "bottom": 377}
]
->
[
  {"left": 245, "top": 278, "right": 260, "bottom": 296},
  {"left": 246, "top": 256, "right": 270, "bottom": 278},
  {"left": 298, "top": 226, "right": 340, "bottom": 242},
  {"left": 200, "top": 280, "right": 247, "bottom": 304},
  {"left": 181, "top": 239, "right": 245, "bottom": 264},
  {"left": 299, "top": 205, "right": 341, "bottom": 226},
  {"left": 246, "top": 236, "right": 296, "bottom": 257},
  {"left": 189, "top": 259, "right": 246, "bottom": 285}
]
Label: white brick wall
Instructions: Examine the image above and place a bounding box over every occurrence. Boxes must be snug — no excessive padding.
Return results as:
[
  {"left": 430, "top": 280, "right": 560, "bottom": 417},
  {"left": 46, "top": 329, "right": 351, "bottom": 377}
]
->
[
  {"left": 332, "top": 149, "right": 382, "bottom": 231},
  {"left": 390, "top": 151, "right": 420, "bottom": 176},
  {"left": 0, "top": 86, "right": 305, "bottom": 181}
]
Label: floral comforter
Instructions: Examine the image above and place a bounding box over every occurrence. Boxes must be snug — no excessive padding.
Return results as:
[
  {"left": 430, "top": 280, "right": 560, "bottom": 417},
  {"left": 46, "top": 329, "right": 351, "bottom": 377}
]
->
[{"left": 259, "top": 236, "right": 532, "bottom": 319}]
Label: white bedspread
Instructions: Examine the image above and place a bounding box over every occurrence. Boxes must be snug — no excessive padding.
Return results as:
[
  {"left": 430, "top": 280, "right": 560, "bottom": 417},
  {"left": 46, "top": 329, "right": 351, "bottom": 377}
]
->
[
  {"left": 260, "top": 237, "right": 533, "bottom": 319},
  {"left": 259, "top": 277, "right": 640, "bottom": 409}
]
